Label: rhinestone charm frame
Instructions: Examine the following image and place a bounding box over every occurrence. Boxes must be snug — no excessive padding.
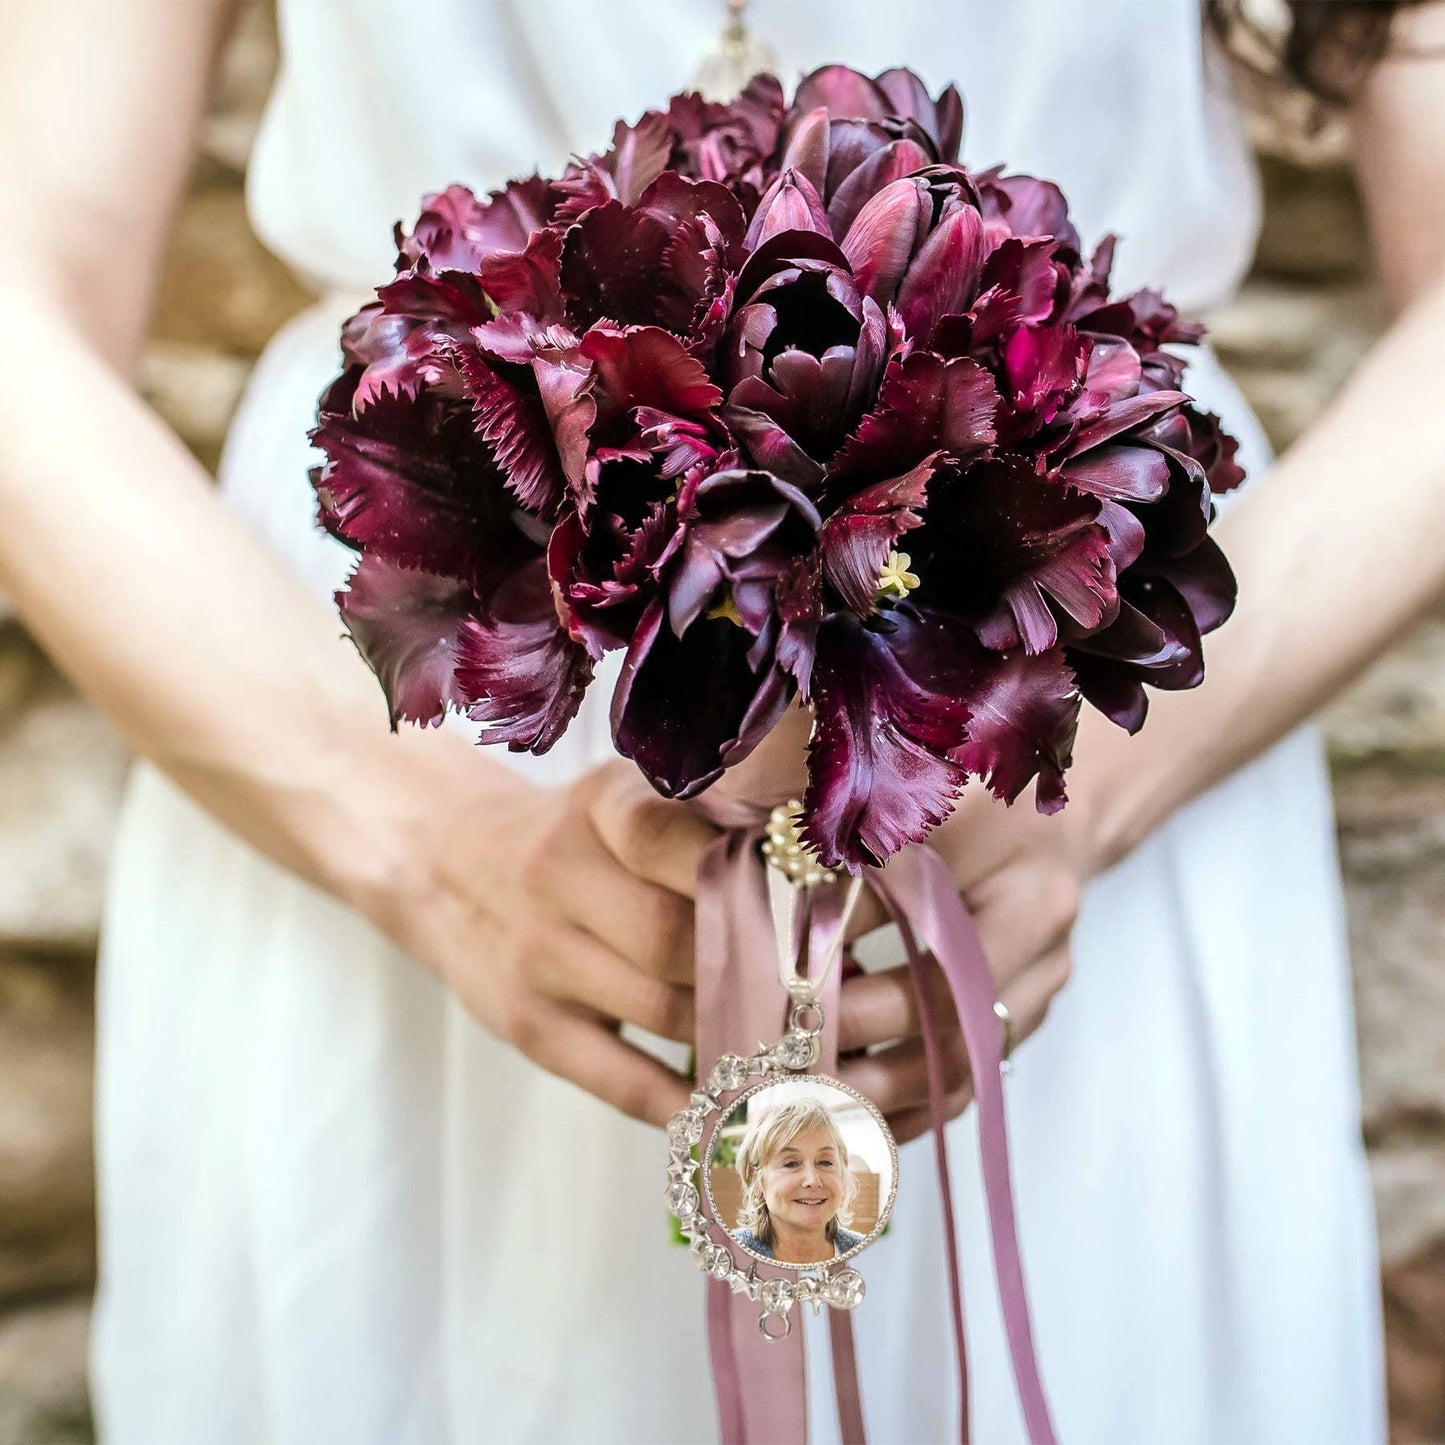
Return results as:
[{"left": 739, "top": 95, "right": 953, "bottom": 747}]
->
[{"left": 665, "top": 998, "right": 900, "bottom": 1343}]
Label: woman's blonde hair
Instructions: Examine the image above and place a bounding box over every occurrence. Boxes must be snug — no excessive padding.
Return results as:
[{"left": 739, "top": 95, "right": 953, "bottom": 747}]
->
[{"left": 735, "top": 1097, "right": 859, "bottom": 1248}]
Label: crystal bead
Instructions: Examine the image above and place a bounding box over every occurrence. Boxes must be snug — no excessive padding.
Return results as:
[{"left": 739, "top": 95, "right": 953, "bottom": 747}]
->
[
  {"left": 667, "top": 1109, "right": 704, "bottom": 1148},
  {"left": 665, "top": 1181, "right": 699, "bottom": 1220},
  {"left": 708, "top": 1054, "right": 749, "bottom": 1094},
  {"left": 773, "top": 1031, "right": 815, "bottom": 1070},
  {"left": 759, "top": 1278, "right": 794, "bottom": 1312},
  {"left": 702, "top": 1243, "right": 733, "bottom": 1280},
  {"left": 825, "top": 1269, "right": 865, "bottom": 1310}
]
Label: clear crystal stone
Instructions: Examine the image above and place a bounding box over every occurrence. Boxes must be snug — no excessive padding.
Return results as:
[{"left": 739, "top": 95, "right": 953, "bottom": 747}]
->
[
  {"left": 688, "top": 1088, "right": 720, "bottom": 1114},
  {"left": 792, "top": 1276, "right": 820, "bottom": 1304},
  {"left": 665, "top": 1181, "right": 699, "bottom": 1220},
  {"left": 667, "top": 1109, "right": 704, "bottom": 1147},
  {"left": 708, "top": 1054, "right": 749, "bottom": 1094},
  {"left": 759, "top": 1278, "right": 794, "bottom": 1312},
  {"left": 825, "top": 1270, "right": 866, "bottom": 1310},
  {"left": 773, "top": 1031, "right": 815, "bottom": 1070},
  {"left": 702, "top": 1243, "right": 733, "bottom": 1280}
]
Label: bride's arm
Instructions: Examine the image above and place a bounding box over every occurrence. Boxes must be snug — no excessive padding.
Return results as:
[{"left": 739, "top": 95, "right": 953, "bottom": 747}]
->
[
  {"left": 1076, "top": 2, "right": 1445, "bottom": 873},
  {"left": 0, "top": 2, "right": 713, "bottom": 1126}
]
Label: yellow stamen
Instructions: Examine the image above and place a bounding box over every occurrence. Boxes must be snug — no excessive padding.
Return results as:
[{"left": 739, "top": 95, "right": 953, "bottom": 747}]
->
[
  {"left": 875, "top": 550, "right": 921, "bottom": 604},
  {"left": 707, "top": 592, "right": 745, "bottom": 627}
]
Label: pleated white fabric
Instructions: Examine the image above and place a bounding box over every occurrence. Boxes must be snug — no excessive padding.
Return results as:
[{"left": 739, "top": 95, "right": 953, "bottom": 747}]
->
[{"left": 91, "top": 3, "right": 1385, "bottom": 1441}]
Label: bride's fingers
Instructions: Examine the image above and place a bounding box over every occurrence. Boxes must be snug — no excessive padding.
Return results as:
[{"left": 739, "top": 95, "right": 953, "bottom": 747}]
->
[
  {"left": 834, "top": 1035, "right": 970, "bottom": 1115},
  {"left": 997, "top": 943, "right": 1073, "bottom": 1048},
  {"left": 519, "top": 1003, "right": 693, "bottom": 1127},
  {"left": 836, "top": 956, "right": 957, "bottom": 1052},
  {"left": 885, "top": 1083, "right": 974, "bottom": 1146},
  {"left": 961, "top": 860, "right": 1080, "bottom": 994},
  {"left": 836, "top": 944, "right": 1074, "bottom": 1123}
]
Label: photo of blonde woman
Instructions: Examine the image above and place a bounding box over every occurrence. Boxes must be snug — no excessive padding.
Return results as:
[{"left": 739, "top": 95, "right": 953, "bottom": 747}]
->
[{"left": 710, "top": 1081, "right": 895, "bottom": 1267}]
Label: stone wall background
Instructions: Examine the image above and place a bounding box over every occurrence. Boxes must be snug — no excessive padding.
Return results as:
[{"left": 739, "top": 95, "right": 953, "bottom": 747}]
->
[{"left": 1, "top": 7, "right": 1442, "bottom": 1440}]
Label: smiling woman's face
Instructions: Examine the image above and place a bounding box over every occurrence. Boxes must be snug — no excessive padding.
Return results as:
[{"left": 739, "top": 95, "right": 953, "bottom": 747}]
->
[{"left": 759, "top": 1124, "right": 843, "bottom": 1236}]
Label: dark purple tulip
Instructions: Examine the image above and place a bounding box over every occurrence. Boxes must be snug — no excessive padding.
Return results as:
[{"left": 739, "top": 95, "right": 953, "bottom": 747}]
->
[
  {"left": 802, "top": 604, "right": 1078, "bottom": 869},
  {"left": 832, "top": 351, "right": 998, "bottom": 480},
  {"left": 722, "top": 234, "right": 889, "bottom": 470},
  {"left": 610, "top": 469, "right": 821, "bottom": 797},
  {"left": 839, "top": 176, "right": 933, "bottom": 305},
  {"left": 913, "top": 456, "right": 1118, "bottom": 654},
  {"left": 311, "top": 373, "right": 590, "bottom": 744},
  {"left": 398, "top": 178, "right": 555, "bottom": 274}
]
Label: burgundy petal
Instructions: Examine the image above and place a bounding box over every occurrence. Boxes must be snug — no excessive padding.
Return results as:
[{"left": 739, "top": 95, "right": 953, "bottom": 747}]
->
[
  {"left": 603, "top": 110, "right": 675, "bottom": 206},
  {"left": 561, "top": 201, "right": 674, "bottom": 330},
  {"left": 802, "top": 606, "right": 1079, "bottom": 868},
  {"left": 611, "top": 598, "right": 794, "bottom": 798},
  {"left": 348, "top": 273, "right": 491, "bottom": 408},
  {"left": 1069, "top": 651, "right": 1149, "bottom": 734},
  {"left": 336, "top": 555, "right": 477, "bottom": 729},
  {"left": 452, "top": 344, "right": 568, "bottom": 515},
  {"left": 580, "top": 324, "right": 724, "bottom": 433},
  {"left": 455, "top": 557, "right": 594, "bottom": 752},
  {"left": 793, "top": 66, "right": 893, "bottom": 123},
  {"left": 779, "top": 106, "right": 831, "bottom": 195},
  {"left": 310, "top": 370, "right": 534, "bottom": 588},
  {"left": 840, "top": 177, "right": 932, "bottom": 305},
  {"left": 825, "top": 137, "right": 935, "bottom": 240},
  {"left": 745, "top": 169, "right": 830, "bottom": 248},
  {"left": 923, "top": 456, "right": 1118, "bottom": 653},
  {"left": 977, "top": 172, "right": 1081, "bottom": 252},
  {"left": 819, "top": 455, "right": 938, "bottom": 615},
  {"left": 477, "top": 228, "right": 564, "bottom": 320},
  {"left": 803, "top": 610, "right": 973, "bottom": 869},
  {"left": 833, "top": 351, "right": 999, "bottom": 478},
  {"left": 399, "top": 178, "right": 553, "bottom": 273},
  {"left": 894, "top": 204, "right": 987, "bottom": 341},
  {"left": 1058, "top": 443, "right": 1170, "bottom": 502}
]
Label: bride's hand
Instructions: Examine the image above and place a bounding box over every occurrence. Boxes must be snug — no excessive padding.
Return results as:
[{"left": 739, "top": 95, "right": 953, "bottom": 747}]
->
[
  {"left": 834, "top": 745, "right": 1106, "bottom": 1144},
  {"left": 357, "top": 736, "right": 714, "bottom": 1127}
]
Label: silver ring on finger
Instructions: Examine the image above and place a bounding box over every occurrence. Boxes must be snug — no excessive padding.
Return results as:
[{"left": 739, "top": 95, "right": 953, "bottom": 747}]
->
[{"left": 993, "top": 998, "right": 1015, "bottom": 1074}]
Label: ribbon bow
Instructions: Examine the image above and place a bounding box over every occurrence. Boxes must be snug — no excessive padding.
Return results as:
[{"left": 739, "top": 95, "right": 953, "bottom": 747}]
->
[{"left": 693, "top": 794, "right": 1057, "bottom": 1445}]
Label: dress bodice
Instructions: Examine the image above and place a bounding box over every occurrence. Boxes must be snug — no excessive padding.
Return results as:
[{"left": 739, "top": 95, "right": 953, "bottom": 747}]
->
[{"left": 247, "top": 0, "right": 1261, "bottom": 312}]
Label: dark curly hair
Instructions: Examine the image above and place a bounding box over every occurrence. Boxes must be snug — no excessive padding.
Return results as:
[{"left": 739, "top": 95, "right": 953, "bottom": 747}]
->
[{"left": 1206, "top": 1, "right": 1441, "bottom": 107}]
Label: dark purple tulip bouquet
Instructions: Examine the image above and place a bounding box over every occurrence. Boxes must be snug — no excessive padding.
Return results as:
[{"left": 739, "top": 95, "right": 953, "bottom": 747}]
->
[{"left": 310, "top": 65, "right": 1243, "bottom": 871}]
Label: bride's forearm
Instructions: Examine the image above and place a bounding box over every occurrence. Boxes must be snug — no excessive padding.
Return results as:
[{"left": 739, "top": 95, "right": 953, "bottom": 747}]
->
[
  {"left": 0, "top": 288, "right": 509, "bottom": 916},
  {"left": 1084, "top": 274, "right": 1445, "bottom": 873}
]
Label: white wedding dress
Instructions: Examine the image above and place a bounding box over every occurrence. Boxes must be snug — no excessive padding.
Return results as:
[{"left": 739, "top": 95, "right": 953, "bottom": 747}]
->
[{"left": 90, "top": 2, "right": 1384, "bottom": 1442}]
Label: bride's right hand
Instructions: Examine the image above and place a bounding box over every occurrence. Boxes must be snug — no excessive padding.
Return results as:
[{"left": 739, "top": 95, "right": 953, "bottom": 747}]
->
[{"left": 351, "top": 733, "right": 713, "bottom": 1127}]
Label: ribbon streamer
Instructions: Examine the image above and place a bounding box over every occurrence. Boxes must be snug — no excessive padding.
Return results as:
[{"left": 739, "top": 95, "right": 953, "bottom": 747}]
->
[{"left": 693, "top": 798, "right": 1057, "bottom": 1445}]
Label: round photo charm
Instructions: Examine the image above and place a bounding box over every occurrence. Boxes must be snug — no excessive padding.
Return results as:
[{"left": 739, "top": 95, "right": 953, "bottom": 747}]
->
[{"left": 665, "top": 999, "right": 899, "bottom": 1341}]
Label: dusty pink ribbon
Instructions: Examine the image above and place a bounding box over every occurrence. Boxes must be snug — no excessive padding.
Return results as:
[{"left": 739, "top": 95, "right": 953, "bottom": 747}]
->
[{"left": 693, "top": 798, "right": 1057, "bottom": 1445}]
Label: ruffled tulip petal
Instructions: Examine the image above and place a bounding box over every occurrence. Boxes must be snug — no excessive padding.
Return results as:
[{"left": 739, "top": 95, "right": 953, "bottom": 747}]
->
[
  {"left": 399, "top": 178, "right": 554, "bottom": 273},
  {"left": 819, "top": 455, "right": 938, "bottom": 615},
  {"left": 310, "top": 371, "right": 535, "bottom": 588},
  {"left": 562, "top": 201, "right": 674, "bottom": 330},
  {"left": 834, "top": 351, "right": 999, "bottom": 478},
  {"left": 451, "top": 344, "right": 568, "bottom": 516},
  {"left": 455, "top": 558, "right": 595, "bottom": 752},
  {"left": 802, "top": 605, "right": 1079, "bottom": 867},
  {"left": 580, "top": 324, "right": 724, "bottom": 434},
  {"left": 336, "top": 555, "right": 478, "bottom": 729}
]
